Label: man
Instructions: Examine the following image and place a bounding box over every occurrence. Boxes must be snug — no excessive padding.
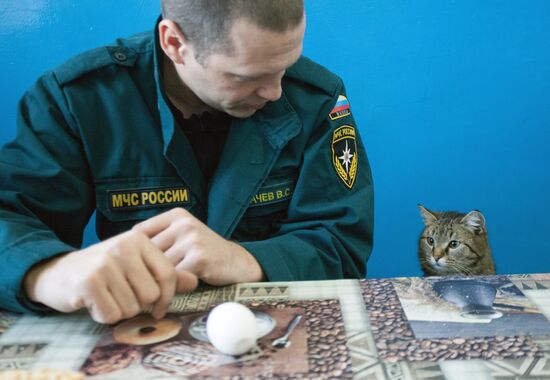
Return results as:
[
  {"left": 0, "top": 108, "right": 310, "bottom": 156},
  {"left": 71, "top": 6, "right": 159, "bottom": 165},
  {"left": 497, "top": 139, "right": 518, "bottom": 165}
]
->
[{"left": 0, "top": 0, "right": 374, "bottom": 324}]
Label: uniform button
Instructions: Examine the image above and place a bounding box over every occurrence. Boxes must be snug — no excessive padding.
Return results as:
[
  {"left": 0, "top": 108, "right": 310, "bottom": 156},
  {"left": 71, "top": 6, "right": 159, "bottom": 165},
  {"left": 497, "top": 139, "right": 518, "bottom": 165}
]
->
[{"left": 114, "top": 52, "right": 127, "bottom": 61}]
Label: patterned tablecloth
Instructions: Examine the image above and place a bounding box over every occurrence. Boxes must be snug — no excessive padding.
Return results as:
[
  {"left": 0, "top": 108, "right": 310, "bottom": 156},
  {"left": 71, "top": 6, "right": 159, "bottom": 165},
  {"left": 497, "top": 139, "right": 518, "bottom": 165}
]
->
[{"left": 1, "top": 274, "right": 549, "bottom": 379}]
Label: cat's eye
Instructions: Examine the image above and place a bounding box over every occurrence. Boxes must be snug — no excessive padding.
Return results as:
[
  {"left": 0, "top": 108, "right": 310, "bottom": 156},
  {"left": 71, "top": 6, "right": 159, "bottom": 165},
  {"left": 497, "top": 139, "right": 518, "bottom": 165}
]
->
[
  {"left": 427, "top": 237, "right": 434, "bottom": 246},
  {"left": 449, "top": 240, "right": 460, "bottom": 248}
]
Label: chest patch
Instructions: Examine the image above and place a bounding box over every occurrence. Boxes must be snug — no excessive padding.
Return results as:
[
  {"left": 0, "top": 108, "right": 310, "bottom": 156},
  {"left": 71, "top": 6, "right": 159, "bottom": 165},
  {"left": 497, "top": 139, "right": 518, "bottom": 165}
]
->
[
  {"left": 332, "top": 125, "right": 358, "bottom": 189},
  {"left": 108, "top": 187, "right": 190, "bottom": 210}
]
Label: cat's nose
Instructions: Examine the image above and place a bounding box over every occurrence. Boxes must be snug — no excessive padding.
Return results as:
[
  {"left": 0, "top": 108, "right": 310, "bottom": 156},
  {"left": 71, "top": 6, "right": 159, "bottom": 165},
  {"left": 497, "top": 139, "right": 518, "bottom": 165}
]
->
[{"left": 433, "top": 249, "right": 444, "bottom": 262}]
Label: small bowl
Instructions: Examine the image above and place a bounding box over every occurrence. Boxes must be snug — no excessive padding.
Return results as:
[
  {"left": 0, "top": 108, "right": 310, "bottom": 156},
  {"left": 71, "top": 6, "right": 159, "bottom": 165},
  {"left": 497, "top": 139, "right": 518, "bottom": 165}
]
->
[{"left": 432, "top": 279, "right": 503, "bottom": 320}]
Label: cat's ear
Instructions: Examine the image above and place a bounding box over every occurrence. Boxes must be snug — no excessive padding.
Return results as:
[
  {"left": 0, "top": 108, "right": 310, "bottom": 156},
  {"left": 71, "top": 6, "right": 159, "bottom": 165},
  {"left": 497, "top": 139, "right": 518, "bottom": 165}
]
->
[
  {"left": 418, "top": 204, "right": 437, "bottom": 225},
  {"left": 461, "top": 210, "right": 486, "bottom": 232}
]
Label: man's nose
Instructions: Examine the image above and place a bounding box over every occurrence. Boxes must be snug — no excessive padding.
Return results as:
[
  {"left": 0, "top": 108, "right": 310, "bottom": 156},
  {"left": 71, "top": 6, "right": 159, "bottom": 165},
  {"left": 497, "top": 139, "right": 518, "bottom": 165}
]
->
[{"left": 256, "top": 78, "right": 283, "bottom": 102}]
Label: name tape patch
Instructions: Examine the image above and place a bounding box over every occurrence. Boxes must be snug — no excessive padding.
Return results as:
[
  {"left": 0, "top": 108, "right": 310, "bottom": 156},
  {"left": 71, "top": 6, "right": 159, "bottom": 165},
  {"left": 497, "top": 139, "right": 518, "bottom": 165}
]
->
[
  {"left": 249, "top": 182, "right": 294, "bottom": 207},
  {"left": 109, "top": 187, "right": 190, "bottom": 210}
]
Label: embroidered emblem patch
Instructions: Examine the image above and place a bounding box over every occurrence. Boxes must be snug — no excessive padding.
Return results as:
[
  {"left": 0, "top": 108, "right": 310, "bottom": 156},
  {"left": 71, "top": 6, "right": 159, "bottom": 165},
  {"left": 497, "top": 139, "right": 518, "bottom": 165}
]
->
[
  {"left": 332, "top": 125, "right": 358, "bottom": 189},
  {"left": 329, "top": 95, "right": 351, "bottom": 120}
]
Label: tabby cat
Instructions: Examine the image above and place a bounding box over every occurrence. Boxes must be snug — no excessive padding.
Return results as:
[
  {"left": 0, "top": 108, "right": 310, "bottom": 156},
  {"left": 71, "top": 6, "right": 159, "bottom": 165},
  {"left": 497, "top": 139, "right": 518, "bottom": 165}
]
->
[{"left": 418, "top": 205, "right": 495, "bottom": 276}]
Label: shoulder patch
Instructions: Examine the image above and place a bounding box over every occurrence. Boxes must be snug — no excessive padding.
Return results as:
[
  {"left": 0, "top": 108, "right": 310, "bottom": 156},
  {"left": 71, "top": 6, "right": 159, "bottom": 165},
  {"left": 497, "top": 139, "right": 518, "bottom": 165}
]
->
[
  {"left": 332, "top": 125, "right": 358, "bottom": 189},
  {"left": 329, "top": 95, "right": 351, "bottom": 120},
  {"left": 53, "top": 46, "right": 137, "bottom": 86},
  {"left": 285, "top": 56, "right": 341, "bottom": 96}
]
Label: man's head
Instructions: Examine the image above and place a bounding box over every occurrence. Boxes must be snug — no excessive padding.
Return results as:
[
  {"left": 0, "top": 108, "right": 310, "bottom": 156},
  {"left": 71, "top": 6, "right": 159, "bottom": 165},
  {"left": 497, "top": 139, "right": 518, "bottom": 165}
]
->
[
  {"left": 161, "top": 0, "right": 304, "bottom": 64},
  {"left": 159, "top": 0, "right": 305, "bottom": 118}
]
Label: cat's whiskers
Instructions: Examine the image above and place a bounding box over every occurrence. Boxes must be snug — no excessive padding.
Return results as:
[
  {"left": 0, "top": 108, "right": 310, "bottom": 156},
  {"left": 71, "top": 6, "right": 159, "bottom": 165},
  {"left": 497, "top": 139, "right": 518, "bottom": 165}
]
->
[{"left": 446, "top": 260, "right": 473, "bottom": 276}]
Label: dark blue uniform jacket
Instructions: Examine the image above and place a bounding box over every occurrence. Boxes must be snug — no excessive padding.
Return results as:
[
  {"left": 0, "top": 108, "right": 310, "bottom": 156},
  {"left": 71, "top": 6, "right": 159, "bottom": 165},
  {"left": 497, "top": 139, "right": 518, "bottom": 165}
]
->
[{"left": 0, "top": 27, "right": 374, "bottom": 313}]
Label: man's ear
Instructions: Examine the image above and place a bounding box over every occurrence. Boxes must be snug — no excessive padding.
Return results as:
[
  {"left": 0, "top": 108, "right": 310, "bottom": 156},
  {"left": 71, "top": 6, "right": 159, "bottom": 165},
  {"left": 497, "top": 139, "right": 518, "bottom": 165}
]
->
[{"left": 158, "top": 19, "right": 189, "bottom": 64}]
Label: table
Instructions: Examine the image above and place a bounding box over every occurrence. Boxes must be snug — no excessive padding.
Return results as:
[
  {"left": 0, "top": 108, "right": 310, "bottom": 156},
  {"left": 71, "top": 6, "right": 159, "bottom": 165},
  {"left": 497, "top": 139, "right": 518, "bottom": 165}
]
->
[{"left": 1, "top": 274, "right": 550, "bottom": 379}]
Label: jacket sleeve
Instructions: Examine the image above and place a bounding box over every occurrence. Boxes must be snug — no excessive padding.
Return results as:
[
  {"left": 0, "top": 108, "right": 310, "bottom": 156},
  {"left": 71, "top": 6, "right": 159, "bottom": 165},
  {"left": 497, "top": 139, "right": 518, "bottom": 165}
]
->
[
  {"left": 241, "top": 83, "right": 374, "bottom": 281},
  {"left": 0, "top": 72, "right": 94, "bottom": 312}
]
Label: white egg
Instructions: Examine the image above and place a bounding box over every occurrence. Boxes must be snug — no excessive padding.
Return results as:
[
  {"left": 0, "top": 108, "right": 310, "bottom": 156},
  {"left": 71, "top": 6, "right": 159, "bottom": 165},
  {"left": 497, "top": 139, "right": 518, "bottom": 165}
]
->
[{"left": 206, "top": 302, "right": 257, "bottom": 356}]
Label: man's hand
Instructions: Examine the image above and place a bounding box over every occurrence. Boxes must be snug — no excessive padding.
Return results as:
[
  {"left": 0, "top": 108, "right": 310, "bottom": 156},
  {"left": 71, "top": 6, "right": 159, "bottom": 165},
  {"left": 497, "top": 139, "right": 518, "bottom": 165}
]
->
[
  {"left": 133, "top": 208, "right": 264, "bottom": 285},
  {"left": 24, "top": 229, "right": 198, "bottom": 324}
]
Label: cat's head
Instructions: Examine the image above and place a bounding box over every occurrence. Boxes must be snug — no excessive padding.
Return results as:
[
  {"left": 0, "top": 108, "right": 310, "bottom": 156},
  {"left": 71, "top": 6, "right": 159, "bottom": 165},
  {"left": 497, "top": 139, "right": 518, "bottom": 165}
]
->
[{"left": 417, "top": 204, "right": 490, "bottom": 276}]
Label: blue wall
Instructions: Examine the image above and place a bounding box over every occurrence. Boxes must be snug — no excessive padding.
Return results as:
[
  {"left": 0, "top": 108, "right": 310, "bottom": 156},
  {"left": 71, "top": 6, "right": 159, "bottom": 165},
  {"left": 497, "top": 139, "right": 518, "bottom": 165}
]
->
[{"left": 1, "top": 1, "right": 549, "bottom": 278}]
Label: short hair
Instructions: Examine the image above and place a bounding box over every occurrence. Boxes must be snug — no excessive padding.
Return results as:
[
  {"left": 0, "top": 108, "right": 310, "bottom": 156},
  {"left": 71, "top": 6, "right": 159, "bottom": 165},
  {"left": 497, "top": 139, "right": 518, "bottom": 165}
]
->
[{"left": 161, "top": 0, "right": 304, "bottom": 64}]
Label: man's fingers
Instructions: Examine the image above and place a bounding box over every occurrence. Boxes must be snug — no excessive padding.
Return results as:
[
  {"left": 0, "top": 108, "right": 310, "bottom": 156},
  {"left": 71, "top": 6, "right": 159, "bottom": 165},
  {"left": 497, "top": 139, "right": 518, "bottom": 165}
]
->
[
  {"left": 176, "top": 271, "right": 199, "bottom": 293},
  {"left": 133, "top": 214, "right": 170, "bottom": 237},
  {"left": 126, "top": 260, "right": 162, "bottom": 309},
  {"left": 163, "top": 245, "right": 186, "bottom": 266},
  {"left": 140, "top": 245, "right": 177, "bottom": 319},
  {"left": 134, "top": 208, "right": 192, "bottom": 237},
  {"left": 86, "top": 286, "right": 122, "bottom": 324},
  {"left": 150, "top": 279, "right": 175, "bottom": 320},
  {"left": 150, "top": 229, "right": 176, "bottom": 252},
  {"left": 175, "top": 256, "right": 201, "bottom": 278},
  {"left": 103, "top": 265, "right": 143, "bottom": 319}
]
